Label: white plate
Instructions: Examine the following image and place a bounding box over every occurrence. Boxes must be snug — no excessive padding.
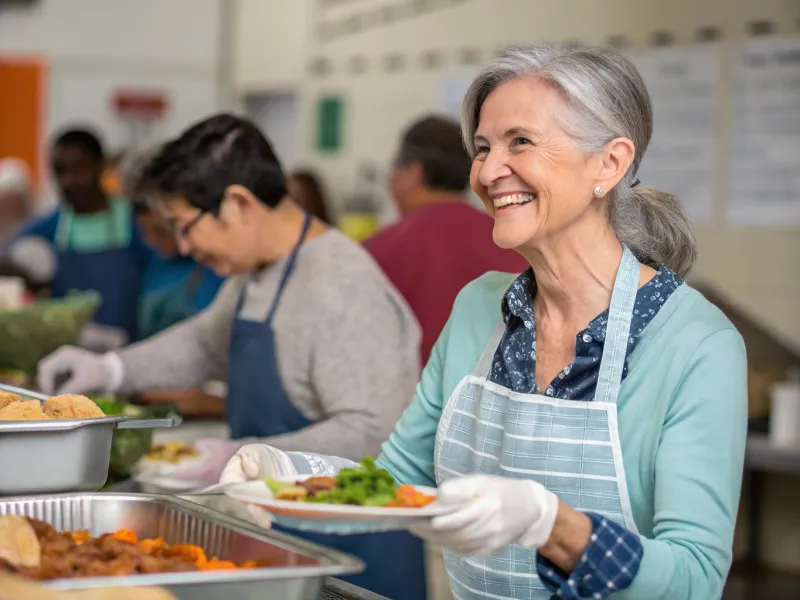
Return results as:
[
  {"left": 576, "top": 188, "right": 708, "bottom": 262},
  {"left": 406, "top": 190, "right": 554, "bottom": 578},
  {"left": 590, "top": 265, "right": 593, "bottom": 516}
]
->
[{"left": 224, "top": 478, "right": 452, "bottom": 534}]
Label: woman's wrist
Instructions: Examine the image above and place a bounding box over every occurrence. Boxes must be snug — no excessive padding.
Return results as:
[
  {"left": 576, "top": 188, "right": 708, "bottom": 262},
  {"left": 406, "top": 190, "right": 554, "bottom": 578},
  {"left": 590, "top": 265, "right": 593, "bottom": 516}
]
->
[{"left": 536, "top": 501, "right": 593, "bottom": 573}]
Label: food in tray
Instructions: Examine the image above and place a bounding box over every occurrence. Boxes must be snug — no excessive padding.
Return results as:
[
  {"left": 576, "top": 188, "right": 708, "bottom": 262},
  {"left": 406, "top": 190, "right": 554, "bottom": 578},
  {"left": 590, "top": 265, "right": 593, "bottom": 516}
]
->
[
  {"left": 265, "top": 457, "right": 436, "bottom": 508},
  {"left": 0, "top": 517, "right": 41, "bottom": 569},
  {"left": 42, "top": 395, "right": 105, "bottom": 419},
  {"left": 143, "top": 442, "right": 199, "bottom": 464},
  {"left": 0, "top": 394, "right": 106, "bottom": 421},
  {"left": 0, "top": 390, "right": 23, "bottom": 410},
  {"left": 0, "top": 517, "right": 273, "bottom": 581},
  {"left": 0, "top": 400, "right": 49, "bottom": 421}
]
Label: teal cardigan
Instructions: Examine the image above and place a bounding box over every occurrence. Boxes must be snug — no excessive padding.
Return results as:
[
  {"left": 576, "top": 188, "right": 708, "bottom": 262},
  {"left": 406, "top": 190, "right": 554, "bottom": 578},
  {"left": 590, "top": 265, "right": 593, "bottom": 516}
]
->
[{"left": 377, "top": 272, "right": 748, "bottom": 599}]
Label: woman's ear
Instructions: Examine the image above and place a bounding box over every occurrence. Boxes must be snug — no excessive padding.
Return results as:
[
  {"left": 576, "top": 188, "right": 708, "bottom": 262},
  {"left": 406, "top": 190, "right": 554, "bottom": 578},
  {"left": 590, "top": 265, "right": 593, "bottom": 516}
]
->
[{"left": 595, "top": 137, "right": 635, "bottom": 193}]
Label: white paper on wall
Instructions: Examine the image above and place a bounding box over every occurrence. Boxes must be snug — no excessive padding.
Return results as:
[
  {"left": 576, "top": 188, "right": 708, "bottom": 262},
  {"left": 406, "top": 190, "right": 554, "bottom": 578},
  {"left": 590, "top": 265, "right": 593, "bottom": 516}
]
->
[
  {"left": 437, "top": 70, "right": 478, "bottom": 121},
  {"left": 627, "top": 46, "right": 720, "bottom": 225},
  {"left": 726, "top": 39, "right": 800, "bottom": 227}
]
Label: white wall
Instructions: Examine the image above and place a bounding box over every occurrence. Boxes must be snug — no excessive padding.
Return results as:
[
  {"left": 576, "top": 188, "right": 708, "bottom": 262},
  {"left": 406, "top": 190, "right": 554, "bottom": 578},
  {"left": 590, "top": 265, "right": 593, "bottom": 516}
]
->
[
  {"left": 0, "top": 0, "right": 228, "bottom": 201},
  {"left": 234, "top": 0, "right": 800, "bottom": 577}
]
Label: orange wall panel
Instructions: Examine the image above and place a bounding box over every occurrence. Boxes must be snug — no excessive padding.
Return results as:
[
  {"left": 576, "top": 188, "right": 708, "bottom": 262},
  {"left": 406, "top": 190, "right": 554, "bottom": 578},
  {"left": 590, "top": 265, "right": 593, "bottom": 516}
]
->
[{"left": 0, "top": 56, "right": 46, "bottom": 190}]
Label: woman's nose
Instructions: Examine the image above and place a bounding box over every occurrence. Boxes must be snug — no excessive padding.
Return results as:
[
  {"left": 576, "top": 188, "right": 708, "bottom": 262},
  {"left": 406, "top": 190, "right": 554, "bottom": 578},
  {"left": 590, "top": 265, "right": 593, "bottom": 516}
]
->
[{"left": 478, "top": 150, "right": 513, "bottom": 188}]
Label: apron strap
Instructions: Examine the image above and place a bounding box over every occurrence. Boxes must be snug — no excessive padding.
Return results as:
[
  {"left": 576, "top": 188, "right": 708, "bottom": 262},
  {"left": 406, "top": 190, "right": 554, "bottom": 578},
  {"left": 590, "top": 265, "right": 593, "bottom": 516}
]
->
[
  {"left": 594, "top": 246, "right": 640, "bottom": 404},
  {"left": 266, "top": 211, "right": 313, "bottom": 324},
  {"left": 472, "top": 320, "right": 507, "bottom": 377},
  {"left": 54, "top": 208, "right": 72, "bottom": 251}
]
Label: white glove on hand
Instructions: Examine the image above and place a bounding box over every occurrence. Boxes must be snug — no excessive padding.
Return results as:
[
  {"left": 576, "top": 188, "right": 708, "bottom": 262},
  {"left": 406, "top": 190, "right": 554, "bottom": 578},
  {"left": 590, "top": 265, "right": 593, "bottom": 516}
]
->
[
  {"left": 217, "top": 444, "right": 298, "bottom": 530},
  {"left": 219, "top": 444, "right": 297, "bottom": 485},
  {"left": 36, "top": 346, "right": 122, "bottom": 395},
  {"left": 410, "top": 474, "right": 559, "bottom": 558}
]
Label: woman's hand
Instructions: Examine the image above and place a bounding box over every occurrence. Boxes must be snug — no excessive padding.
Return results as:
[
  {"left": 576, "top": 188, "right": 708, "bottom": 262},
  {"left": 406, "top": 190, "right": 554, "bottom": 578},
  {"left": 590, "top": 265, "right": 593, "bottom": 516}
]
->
[{"left": 410, "top": 474, "right": 560, "bottom": 557}]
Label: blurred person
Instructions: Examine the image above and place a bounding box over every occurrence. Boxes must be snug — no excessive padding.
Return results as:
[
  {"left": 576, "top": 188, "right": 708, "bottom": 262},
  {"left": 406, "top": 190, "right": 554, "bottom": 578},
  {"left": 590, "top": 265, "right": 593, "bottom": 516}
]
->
[
  {"left": 36, "top": 114, "right": 427, "bottom": 600},
  {"left": 364, "top": 115, "right": 528, "bottom": 363},
  {"left": 8, "top": 128, "right": 154, "bottom": 343},
  {"left": 120, "top": 144, "right": 227, "bottom": 416},
  {"left": 287, "top": 169, "right": 332, "bottom": 223},
  {"left": 120, "top": 144, "right": 225, "bottom": 339},
  {"left": 0, "top": 157, "right": 33, "bottom": 253}
]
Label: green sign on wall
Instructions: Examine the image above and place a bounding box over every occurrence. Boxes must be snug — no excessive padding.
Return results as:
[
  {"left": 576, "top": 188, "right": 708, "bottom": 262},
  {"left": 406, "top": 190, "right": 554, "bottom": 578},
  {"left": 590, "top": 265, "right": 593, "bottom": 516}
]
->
[{"left": 316, "top": 95, "right": 344, "bottom": 153}]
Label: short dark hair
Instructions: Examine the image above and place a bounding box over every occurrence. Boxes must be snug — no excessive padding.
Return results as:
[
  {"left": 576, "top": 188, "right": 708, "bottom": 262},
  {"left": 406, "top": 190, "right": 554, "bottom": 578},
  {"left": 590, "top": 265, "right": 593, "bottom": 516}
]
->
[
  {"left": 138, "top": 113, "right": 287, "bottom": 212},
  {"left": 52, "top": 127, "right": 105, "bottom": 162},
  {"left": 395, "top": 115, "right": 470, "bottom": 191}
]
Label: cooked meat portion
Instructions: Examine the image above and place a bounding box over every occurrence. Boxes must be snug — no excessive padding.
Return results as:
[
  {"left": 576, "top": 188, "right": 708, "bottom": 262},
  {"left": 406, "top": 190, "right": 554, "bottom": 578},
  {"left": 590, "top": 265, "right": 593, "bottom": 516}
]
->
[
  {"left": 301, "top": 477, "right": 337, "bottom": 494},
  {"left": 4, "top": 520, "right": 197, "bottom": 580}
]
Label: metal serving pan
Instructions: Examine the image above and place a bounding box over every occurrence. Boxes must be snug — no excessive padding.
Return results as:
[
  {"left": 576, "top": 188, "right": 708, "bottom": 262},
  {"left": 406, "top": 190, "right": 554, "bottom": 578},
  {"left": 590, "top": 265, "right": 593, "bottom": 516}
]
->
[
  {"left": 0, "top": 383, "right": 181, "bottom": 495},
  {"left": 0, "top": 492, "right": 363, "bottom": 600}
]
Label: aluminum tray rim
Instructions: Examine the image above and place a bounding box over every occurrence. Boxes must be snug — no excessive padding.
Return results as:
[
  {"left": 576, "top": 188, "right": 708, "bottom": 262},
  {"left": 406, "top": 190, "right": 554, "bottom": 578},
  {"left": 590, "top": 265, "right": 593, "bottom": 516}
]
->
[
  {"left": 0, "top": 492, "right": 364, "bottom": 588},
  {"left": 0, "top": 415, "right": 126, "bottom": 432}
]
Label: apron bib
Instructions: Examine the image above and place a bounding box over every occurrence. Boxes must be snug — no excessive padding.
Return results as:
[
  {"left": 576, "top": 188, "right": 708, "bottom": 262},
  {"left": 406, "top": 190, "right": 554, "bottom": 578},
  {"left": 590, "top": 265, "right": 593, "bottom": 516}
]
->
[
  {"left": 433, "top": 248, "right": 641, "bottom": 600},
  {"left": 224, "top": 213, "right": 427, "bottom": 600},
  {"left": 52, "top": 206, "right": 141, "bottom": 342}
]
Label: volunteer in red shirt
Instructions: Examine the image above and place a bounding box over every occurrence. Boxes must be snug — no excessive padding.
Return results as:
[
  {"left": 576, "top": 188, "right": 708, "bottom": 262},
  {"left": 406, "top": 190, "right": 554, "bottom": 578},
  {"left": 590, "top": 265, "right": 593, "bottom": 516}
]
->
[{"left": 364, "top": 115, "right": 527, "bottom": 364}]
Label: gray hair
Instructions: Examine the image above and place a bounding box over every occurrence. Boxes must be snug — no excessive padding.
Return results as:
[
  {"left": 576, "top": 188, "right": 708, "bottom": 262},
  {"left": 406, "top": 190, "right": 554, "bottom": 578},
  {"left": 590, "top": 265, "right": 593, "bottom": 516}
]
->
[
  {"left": 462, "top": 44, "right": 697, "bottom": 276},
  {"left": 118, "top": 143, "right": 162, "bottom": 207}
]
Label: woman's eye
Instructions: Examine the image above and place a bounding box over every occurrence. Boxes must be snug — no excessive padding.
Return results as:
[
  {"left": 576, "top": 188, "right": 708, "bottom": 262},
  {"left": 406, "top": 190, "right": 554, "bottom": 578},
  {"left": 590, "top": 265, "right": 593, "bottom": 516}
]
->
[
  {"left": 474, "top": 145, "right": 489, "bottom": 155},
  {"left": 511, "top": 137, "right": 531, "bottom": 147}
]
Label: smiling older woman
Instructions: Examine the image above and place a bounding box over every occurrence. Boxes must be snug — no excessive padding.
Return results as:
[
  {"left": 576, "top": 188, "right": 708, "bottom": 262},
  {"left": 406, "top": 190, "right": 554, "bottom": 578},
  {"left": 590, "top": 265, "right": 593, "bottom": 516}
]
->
[{"left": 216, "top": 45, "right": 747, "bottom": 599}]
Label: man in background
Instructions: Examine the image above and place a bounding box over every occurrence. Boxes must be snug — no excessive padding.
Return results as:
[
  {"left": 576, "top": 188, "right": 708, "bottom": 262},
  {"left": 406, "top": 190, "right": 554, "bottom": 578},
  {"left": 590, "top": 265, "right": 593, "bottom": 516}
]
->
[
  {"left": 364, "top": 115, "right": 528, "bottom": 364},
  {"left": 8, "top": 127, "right": 153, "bottom": 344}
]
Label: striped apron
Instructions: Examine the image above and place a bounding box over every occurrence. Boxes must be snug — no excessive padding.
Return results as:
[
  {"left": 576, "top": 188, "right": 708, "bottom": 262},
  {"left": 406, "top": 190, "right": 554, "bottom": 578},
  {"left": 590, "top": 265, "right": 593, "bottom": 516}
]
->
[{"left": 433, "top": 248, "right": 641, "bottom": 599}]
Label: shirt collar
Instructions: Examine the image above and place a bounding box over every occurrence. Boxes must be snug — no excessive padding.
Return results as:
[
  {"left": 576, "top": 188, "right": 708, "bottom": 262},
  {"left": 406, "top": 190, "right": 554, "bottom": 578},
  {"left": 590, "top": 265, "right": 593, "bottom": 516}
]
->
[{"left": 500, "top": 264, "right": 681, "bottom": 342}]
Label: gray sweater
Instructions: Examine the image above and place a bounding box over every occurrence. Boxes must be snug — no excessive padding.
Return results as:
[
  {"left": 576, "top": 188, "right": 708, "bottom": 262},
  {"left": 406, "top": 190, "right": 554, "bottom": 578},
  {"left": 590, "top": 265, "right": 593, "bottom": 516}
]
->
[{"left": 118, "top": 230, "right": 421, "bottom": 461}]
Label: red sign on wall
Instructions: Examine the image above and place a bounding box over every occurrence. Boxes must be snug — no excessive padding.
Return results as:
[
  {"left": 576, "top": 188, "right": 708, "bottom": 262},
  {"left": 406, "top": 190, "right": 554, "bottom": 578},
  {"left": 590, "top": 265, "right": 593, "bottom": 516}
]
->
[{"left": 112, "top": 90, "right": 169, "bottom": 120}]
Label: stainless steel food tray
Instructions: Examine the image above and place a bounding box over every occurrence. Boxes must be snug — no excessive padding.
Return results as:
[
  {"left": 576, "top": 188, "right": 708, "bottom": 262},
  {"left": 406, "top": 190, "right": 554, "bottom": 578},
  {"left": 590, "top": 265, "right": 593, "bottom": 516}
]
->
[
  {"left": 0, "top": 492, "right": 363, "bottom": 600},
  {"left": 0, "top": 383, "right": 181, "bottom": 495}
]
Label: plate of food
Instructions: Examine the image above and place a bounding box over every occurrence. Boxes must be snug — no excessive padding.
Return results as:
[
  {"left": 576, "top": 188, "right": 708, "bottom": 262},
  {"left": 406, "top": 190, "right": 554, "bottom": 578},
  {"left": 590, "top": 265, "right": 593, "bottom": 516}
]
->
[
  {"left": 225, "top": 458, "right": 451, "bottom": 534},
  {"left": 132, "top": 442, "right": 208, "bottom": 491}
]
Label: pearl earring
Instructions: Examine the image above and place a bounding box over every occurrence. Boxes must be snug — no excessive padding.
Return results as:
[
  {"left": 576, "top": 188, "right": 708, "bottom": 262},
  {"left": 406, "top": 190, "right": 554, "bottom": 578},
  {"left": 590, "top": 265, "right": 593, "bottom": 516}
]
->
[{"left": 593, "top": 185, "right": 604, "bottom": 197}]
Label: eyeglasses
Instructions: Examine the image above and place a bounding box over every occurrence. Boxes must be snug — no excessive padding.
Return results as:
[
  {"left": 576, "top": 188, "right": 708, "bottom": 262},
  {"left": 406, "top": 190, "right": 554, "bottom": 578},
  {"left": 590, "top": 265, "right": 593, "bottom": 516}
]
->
[{"left": 175, "top": 210, "right": 208, "bottom": 238}]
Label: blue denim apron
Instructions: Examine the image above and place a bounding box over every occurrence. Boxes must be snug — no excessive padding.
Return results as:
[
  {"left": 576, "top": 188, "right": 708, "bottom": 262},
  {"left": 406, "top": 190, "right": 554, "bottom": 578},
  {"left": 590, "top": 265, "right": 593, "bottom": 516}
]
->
[
  {"left": 52, "top": 207, "right": 142, "bottom": 342},
  {"left": 434, "top": 247, "right": 641, "bottom": 600},
  {"left": 225, "top": 212, "right": 427, "bottom": 600}
]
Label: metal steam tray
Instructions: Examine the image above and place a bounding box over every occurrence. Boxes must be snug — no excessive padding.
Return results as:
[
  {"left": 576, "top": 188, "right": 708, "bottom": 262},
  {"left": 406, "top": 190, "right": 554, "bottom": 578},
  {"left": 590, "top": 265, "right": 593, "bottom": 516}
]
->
[
  {"left": 0, "top": 383, "right": 181, "bottom": 495},
  {"left": 0, "top": 492, "right": 363, "bottom": 600}
]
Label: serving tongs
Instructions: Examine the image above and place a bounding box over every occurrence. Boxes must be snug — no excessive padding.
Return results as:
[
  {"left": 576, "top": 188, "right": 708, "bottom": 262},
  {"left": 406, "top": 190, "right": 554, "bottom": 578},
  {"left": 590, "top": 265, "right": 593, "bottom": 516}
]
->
[{"left": 0, "top": 383, "right": 182, "bottom": 430}]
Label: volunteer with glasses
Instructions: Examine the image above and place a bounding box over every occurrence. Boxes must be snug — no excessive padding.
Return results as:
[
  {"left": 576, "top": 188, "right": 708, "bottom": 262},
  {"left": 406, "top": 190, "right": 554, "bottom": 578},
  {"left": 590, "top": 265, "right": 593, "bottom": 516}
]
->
[
  {"left": 36, "top": 114, "right": 427, "bottom": 600},
  {"left": 213, "top": 45, "right": 748, "bottom": 600}
]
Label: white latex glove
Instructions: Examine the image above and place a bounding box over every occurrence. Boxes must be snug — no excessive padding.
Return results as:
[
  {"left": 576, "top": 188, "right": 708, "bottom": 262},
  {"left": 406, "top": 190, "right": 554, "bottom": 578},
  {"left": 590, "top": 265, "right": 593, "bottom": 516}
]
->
[
  {"left": 36, "top": 346, "right": 123, "bottom": 395},
  {"left": 171, "top": 439, "right": 249, "bottom": 487},
  {"left": 218, "top": 443, "right": 297, "bottom": 484},
  {"left": 217, "top": 444, "right": 299, "bottom": 530},
  {"left": 410, "top": 474, "right": 559, "bottom": 557}
]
